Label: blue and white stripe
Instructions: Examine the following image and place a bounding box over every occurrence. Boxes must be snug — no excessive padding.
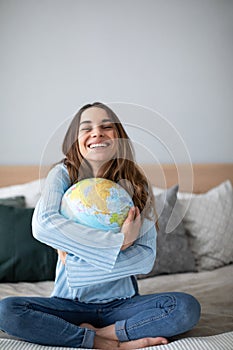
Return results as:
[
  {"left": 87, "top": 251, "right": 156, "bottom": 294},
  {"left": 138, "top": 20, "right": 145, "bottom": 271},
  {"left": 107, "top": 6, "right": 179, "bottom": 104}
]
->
[{"left": 2, "top": 331, "right": 233, "bottom": 350}]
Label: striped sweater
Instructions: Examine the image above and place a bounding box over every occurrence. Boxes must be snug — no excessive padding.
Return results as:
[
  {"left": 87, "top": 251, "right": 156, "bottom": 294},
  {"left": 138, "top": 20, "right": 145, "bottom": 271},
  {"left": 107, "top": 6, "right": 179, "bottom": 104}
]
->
[{"left": 32, "top": 163, "right": 157, "bottom": 303}]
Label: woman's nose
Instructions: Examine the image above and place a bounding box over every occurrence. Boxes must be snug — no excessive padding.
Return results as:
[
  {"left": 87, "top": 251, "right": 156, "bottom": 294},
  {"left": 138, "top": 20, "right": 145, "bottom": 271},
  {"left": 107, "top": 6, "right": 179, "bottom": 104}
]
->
[{"left": 91, "top": 126, "right": 104, "bottom": 137}]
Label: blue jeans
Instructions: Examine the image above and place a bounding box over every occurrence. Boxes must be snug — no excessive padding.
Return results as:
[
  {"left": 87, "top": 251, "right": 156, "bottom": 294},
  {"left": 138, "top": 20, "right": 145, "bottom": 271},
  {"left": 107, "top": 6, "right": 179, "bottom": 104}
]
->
[{"left": 0, "top": 292, "right": 200, "bottom": 348}]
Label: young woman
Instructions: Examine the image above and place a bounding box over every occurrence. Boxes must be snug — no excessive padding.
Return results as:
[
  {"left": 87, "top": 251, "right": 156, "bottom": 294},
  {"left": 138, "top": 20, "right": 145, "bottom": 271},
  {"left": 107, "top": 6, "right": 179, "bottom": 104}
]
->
[{"left": 0, "top": 102, "right": 201, "bottom": 349}]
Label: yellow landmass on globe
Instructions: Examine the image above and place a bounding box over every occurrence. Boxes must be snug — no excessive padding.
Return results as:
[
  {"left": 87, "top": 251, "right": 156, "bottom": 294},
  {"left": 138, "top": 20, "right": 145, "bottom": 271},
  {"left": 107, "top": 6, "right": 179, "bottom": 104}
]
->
[
  {"left": 110, "top": 212, "right": 126, "bottom": 226},
  {"left": 70, "top": 179, "right": 113, "bottom": 214}
]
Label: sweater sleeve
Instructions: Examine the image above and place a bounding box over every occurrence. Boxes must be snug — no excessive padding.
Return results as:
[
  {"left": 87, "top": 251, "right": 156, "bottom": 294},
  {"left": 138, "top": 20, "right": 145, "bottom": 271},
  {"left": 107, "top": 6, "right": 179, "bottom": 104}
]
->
[
  {"left": 32, "top": 164, "right": 124, "bottom": 271},
  {"left": 65, "top": 219, "right": 157, "bottom": 287}
]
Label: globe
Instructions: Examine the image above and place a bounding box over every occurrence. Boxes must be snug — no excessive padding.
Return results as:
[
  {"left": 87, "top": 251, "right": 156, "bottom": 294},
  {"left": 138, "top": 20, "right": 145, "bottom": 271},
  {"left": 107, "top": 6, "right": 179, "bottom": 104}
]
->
[{"left": 60, "top": 178, "right": 134, "bottom": 232}]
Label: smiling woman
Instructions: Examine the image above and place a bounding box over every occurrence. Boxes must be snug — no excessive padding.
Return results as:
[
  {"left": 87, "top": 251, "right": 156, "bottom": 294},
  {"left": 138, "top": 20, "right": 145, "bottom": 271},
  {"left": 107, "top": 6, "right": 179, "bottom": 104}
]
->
[{"left": 0, "top": 102, "right": 201, "bottom": 349}]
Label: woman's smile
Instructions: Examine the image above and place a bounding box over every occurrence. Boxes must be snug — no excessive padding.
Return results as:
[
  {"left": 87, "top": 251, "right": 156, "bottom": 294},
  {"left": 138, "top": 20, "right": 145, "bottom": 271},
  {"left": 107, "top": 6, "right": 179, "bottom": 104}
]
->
[{"left": 88, "top": 141, "right": 111, "bottom": 149}]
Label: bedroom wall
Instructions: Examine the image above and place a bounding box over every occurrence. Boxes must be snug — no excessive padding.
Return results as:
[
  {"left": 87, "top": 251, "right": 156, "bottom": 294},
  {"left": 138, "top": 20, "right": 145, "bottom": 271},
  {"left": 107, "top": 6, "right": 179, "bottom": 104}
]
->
[{"left": 1, "top": 0, "right": 233, "bottom": 165}]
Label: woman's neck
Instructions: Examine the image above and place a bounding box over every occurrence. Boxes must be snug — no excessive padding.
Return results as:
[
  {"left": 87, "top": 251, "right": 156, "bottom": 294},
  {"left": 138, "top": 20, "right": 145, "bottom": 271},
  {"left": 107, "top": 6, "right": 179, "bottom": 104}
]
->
[{"left": 91, "top": 161, "right": 110, "bottom": 178}]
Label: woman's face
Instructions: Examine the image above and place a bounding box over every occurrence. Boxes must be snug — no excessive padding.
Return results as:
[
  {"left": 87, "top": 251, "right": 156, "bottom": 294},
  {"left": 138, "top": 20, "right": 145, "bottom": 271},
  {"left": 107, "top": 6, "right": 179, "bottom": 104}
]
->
[{"left": 78, "top": 107, "right": 118, "bottom": 173}]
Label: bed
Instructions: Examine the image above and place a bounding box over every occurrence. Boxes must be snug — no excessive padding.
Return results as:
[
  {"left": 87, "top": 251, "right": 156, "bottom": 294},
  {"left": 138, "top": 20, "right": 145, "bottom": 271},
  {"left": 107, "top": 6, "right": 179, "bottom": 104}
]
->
[{"left": 0, "top": 163, "right": 233, "bottom": 350}]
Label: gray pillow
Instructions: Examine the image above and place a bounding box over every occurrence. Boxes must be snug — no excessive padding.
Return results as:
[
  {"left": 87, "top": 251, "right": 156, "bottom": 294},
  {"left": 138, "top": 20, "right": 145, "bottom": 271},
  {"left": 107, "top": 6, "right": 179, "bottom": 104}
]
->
[
  {"left": 137, "top": 185, "right": 196, "bottom": 279},
  {"left": 0, "top": 196, "right": 26, "bottom": 208}
]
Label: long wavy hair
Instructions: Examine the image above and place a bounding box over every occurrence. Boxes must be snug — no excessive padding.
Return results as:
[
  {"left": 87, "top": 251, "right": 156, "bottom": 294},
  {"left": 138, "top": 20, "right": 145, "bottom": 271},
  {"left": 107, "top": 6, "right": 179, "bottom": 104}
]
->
[{"left": 60, "top": 102, "right": 158, "bottom": 225}]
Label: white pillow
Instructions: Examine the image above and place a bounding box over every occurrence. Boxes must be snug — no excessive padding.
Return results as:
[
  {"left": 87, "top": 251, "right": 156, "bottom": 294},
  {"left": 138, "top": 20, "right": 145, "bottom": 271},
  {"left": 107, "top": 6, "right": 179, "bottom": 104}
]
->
[
  {"left": 0, "top": 179, "right": 45, "bottom": 208},
  {"left": 178, "top": 180, "right": 233, "bottom": 271},
  {"left": 152, "top": 186, "right": 165, "bottom": 196}
]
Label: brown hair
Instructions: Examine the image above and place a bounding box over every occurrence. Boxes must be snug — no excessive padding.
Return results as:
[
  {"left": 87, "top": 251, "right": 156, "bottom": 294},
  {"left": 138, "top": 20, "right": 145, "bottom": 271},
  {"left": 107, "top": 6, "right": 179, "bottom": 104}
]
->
[{"left": 61, "top": 102, "right": 158, "bottom": 225}]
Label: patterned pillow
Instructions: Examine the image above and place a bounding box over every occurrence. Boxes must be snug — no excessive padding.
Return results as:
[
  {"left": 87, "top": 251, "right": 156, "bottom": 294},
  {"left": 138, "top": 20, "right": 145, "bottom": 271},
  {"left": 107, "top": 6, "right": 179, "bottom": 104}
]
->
[{"left": 178, "top": 180, "right": 233, "bottom": 271}]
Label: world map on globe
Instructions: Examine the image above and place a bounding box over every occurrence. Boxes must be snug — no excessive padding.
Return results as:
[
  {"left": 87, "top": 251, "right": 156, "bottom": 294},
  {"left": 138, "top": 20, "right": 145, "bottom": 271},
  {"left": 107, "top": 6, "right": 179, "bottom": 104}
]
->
[{"left": 60, "top": 178, "right": 134, "bottom": 232}]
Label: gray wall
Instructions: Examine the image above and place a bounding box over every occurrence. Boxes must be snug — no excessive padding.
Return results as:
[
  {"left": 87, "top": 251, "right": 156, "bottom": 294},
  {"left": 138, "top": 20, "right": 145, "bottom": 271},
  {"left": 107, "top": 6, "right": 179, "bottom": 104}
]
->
[{"left": 1, "top": 0, "right": 233, "bottom": 165}]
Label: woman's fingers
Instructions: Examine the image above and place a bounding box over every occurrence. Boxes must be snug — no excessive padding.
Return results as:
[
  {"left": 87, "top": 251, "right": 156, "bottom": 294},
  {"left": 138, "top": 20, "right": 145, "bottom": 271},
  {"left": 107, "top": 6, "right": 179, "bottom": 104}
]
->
[
  {"left": 121, "top": 207, "right": 142, "bottom": 249},
  {"left": 57, "top": 250, "right": 67, "bottom": 265},
  {"left": 135, "top": 207, "right": 141, "bottom": 222},
  {"left": 126, "top": 206, "right": 136, "bottom": 222},
  {"left": 135, "top": 206, "right": 140, "bottom": 216},
  {"left": 126, "top": 206, "right": 140, "bottom": 222}
]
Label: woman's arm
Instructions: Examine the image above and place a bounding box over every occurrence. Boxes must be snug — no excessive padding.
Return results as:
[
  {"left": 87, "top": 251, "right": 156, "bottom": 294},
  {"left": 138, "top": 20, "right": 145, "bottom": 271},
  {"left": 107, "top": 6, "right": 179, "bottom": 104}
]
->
[
  {"left": 58, "top": 205, "right": 141, "bottom": 264},
  {"left": 64, "top": 219, "right": 157, "bottom": 288},
  {"left": 32, "top": 164, "right": 124, "bottom": 271}
]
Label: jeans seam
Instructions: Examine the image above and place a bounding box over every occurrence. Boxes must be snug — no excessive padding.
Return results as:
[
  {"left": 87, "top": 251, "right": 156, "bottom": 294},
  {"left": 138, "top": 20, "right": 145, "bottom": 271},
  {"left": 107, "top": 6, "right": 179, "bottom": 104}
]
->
[
  {"left": 126, "top": 296, "right": 177, "bottom": 330},
  {"left": 109, "top": 294, "right": 175, "bottom": 311},
  {"left": 27, "top": 301, "right": 85, "bottom": 313}
]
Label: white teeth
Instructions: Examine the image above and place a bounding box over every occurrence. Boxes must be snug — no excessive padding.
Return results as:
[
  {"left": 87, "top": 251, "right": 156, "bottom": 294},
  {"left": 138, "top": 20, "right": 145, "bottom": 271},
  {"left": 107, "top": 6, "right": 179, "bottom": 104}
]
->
[{"left": 89, "top": 143, "right": 108, "bottom": 149}]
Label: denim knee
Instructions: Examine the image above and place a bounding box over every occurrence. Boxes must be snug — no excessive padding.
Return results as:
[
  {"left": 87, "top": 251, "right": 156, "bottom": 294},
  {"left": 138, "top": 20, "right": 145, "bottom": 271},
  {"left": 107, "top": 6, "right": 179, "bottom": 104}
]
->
[
  {"left": 0, "top": 297, "right": 24, "bottom": 333},
  {"left": 176, "top": 292, "right": 201, "bottom": 331}
]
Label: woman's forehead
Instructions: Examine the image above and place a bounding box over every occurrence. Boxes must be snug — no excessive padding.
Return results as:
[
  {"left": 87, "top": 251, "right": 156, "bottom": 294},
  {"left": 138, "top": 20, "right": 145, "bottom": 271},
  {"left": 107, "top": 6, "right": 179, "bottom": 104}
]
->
[{"left": 80, "top": 107, "right": 110, "bottom": 123}]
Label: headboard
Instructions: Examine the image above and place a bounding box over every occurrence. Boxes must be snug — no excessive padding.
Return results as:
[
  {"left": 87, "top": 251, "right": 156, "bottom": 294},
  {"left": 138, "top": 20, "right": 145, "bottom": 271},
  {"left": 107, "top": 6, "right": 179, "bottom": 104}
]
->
[
  {"left": 140, "top": 163, "right": 233, "bottom": 193},
  {"left": 0, "top": 163, "right": 233, "bottom": 193}
]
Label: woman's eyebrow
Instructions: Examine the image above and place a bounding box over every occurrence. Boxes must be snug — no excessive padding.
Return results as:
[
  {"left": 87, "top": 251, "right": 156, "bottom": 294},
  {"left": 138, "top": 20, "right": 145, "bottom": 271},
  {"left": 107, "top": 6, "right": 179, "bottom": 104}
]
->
[{"left": 80, "top": 118, "right": 112, "bottom": 125}]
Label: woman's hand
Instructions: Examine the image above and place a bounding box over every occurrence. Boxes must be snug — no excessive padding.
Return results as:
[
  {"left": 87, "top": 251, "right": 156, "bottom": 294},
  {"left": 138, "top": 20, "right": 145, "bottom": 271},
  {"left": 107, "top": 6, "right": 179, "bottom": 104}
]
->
[
  {"left": 57, "top": 249, "right": 67, "bottom": 265},
  {"left": 121, "top": 206, "right": 141, "bottom": 250}
]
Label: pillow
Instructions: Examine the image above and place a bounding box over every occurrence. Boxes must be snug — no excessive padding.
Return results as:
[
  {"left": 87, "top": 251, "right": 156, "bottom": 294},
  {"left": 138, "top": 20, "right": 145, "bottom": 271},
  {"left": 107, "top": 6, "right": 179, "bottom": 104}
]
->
[
  {"left": 178, "top": 180, "right": 233, "bottom": 271},
  {"left": 0, "top": 178, "right": 45, "bottom": 208},
  {"left": 0, "top": 196, "right": 26, "bottom": 208},
  {"left": 0, "top": 204, "right": 57, "bottom": 282},
  {"left": 137, "top": 185, "right": 196, "bottom": 279}
]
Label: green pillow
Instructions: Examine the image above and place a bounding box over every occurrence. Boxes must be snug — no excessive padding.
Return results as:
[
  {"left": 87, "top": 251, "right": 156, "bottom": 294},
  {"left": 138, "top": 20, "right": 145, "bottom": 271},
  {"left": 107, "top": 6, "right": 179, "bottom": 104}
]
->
[
  {"left": 0, "top": 196, "right": 26, "bottom": 208},
  {"left": 0, "top": 204, "right": 57, "bottom": 282}
]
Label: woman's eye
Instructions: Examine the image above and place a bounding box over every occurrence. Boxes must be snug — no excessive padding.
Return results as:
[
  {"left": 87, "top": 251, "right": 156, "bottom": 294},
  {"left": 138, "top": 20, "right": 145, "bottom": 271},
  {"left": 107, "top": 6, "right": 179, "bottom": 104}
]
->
[
  {"left": 81, "top": 127, "right": 91, "bottom": 131},
  {"left": 103, "top": 125, "right": 113, "bottom": 129}
]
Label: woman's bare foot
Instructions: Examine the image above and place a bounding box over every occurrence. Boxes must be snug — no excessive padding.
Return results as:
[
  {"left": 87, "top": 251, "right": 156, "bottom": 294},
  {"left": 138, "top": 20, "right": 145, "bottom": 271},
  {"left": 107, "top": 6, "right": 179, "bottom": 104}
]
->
[
  {"left": 80, "top": 323, "right": 168, "bottom": 349},
  {"left": 94, "top": 335, "right": 168, "bottom": 349},
  {"left": 80, "top": 322, "right": 98, "bottom": 331}
]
